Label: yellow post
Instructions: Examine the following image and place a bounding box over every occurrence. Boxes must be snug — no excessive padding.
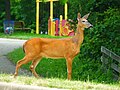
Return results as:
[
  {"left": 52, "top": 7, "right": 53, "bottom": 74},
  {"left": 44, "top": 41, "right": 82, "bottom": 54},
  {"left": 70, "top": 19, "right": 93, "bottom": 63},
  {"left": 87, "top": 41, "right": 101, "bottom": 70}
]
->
[
  {"left": 65, "top": 3, "right": 68, "bottom": 20},
  {"left": 60, "top": 15, "right": 63, "bottom": 36},
  {"left": 50, "top": 0, "right": 53, "bottom": 21},
  {"left": 36, "top": 0, "right": 39, "bottom": 34},
  {"left": 50, "top": 0, "right": 54, "bottom": 36},
  {"left": 52, "top": 21, "right": 55, "bottom": 35},
  {"left": 48, "top": 17, "right": 51, "bottom": 35}
]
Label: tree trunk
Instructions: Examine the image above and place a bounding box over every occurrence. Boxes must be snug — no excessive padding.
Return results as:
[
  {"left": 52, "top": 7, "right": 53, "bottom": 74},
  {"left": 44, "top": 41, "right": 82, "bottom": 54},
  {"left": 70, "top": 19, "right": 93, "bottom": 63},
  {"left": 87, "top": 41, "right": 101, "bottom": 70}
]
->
[{"left": 5, "top": 0, "right": 11, "bottom": 20}]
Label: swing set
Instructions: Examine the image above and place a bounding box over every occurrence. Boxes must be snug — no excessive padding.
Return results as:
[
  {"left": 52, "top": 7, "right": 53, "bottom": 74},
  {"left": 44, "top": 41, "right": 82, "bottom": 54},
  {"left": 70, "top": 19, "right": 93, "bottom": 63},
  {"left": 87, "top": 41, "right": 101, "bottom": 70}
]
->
[{"left": 36, "top": 0, "right": 74, "bottom": 36}]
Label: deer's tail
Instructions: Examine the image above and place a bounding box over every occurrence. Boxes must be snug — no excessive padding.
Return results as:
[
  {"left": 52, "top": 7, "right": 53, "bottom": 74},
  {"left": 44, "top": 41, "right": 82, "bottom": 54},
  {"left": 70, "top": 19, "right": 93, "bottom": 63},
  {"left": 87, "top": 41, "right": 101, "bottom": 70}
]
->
[{"left": 23, "top": 43, "right": 26, "bottom": 53}]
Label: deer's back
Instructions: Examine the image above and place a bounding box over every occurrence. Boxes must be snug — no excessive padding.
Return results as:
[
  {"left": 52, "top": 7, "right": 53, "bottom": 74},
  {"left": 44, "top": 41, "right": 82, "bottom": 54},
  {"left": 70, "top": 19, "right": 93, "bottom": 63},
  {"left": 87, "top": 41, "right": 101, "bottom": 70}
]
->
[{"left": 23, "top": 38, "right": 78, "bottom": 58}]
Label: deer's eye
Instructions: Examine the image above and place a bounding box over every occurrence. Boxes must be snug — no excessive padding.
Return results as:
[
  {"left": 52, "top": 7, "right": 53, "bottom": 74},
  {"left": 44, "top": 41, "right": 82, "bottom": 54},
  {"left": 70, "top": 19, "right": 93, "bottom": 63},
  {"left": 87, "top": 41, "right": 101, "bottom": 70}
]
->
[{"left": 82, "top": 21, "right": 85, "bottom": 22}]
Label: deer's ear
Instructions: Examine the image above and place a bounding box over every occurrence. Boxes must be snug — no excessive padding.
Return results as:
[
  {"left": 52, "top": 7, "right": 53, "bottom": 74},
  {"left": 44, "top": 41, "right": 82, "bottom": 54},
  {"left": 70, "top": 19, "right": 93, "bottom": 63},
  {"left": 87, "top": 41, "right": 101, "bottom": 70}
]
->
[
  {"left": 82, "top": 13, "right": 90, "bottom": 19},
  {"left": 77, "top": 13, "right": 81, "bottom": 21}
]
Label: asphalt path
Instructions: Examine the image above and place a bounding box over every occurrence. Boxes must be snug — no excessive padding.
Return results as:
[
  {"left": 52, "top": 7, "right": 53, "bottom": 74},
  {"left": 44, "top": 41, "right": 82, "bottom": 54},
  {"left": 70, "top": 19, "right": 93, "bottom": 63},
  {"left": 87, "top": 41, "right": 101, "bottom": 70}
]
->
[
  {"left": 0, "top": 38, "right": 26, "bottom": 55},
  {"left": 0, "top": 38, "right": 31, "bottom": 75}
]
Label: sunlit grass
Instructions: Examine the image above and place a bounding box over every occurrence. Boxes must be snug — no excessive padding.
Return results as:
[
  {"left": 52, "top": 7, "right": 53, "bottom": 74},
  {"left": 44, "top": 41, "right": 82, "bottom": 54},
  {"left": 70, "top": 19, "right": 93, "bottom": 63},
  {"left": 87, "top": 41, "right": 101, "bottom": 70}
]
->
[
  {"left": 0, "top": 74, "right": 120, "bottom": 90},
  {"left": 0, "top": 31, "right": 69, "bottom": 40}
]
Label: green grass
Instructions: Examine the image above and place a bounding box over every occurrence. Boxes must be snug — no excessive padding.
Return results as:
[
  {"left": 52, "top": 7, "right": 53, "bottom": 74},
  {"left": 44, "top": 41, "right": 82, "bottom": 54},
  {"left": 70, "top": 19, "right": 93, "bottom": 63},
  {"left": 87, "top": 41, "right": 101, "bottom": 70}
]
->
[
  {"left": 0, "top": 74, "right": 120, "bottom": 90},
  {"left": 0, "top": 31, "right": 68, "bottom": 40}
]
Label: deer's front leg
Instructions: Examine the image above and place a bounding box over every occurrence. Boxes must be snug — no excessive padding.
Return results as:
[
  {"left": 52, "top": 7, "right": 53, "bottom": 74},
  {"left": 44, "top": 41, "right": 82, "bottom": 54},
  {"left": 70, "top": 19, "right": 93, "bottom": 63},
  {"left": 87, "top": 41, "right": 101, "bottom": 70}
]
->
[{"left": 66, "top": 57, "right": 73, "bottom": 80}]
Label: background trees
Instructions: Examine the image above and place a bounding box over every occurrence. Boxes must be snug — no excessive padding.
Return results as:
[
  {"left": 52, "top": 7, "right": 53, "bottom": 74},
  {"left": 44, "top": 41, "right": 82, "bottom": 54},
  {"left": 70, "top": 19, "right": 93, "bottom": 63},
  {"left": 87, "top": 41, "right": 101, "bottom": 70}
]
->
[{"left": 5, "top": 0, "right": 11, "bottom": 20}]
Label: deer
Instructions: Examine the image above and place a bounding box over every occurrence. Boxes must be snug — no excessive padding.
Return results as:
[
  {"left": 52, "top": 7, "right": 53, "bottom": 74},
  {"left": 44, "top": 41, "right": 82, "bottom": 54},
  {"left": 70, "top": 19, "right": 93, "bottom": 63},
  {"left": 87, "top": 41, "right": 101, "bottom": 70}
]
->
[{"left": 14, "top": 12, "right": 93, "bottom": 80}]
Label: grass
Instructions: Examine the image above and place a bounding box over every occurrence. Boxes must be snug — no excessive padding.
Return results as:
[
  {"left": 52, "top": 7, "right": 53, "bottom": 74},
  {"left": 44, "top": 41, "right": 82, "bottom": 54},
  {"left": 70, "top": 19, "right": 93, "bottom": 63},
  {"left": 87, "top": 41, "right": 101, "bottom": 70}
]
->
[
  {"left": 0, "top": 74, "right": 120, "bottom": 90},
  {"left": 0, "top": 31, "right": 68, "bottom": 40}
]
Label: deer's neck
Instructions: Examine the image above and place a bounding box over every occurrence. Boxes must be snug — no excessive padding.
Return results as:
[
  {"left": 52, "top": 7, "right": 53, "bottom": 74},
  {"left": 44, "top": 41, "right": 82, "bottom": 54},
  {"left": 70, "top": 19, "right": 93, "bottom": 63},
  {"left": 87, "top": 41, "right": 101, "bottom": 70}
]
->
[{"left": 72, "top": 26, "right": 84, "bottom": 46}]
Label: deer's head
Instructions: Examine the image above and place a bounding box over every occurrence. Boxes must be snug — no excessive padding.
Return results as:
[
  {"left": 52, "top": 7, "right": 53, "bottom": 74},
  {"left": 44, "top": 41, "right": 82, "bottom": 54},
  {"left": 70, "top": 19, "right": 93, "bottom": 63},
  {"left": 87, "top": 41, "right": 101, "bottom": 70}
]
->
[{"left": 77, "top": 13, "right": 93, "bottom": 29}]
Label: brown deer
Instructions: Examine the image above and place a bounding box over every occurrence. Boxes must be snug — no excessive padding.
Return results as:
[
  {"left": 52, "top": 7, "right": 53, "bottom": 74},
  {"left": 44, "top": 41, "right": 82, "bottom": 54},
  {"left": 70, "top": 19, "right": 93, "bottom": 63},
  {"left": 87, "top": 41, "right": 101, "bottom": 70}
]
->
[{"left": 14, "top": 13, "right": 93, "bottom": 80}]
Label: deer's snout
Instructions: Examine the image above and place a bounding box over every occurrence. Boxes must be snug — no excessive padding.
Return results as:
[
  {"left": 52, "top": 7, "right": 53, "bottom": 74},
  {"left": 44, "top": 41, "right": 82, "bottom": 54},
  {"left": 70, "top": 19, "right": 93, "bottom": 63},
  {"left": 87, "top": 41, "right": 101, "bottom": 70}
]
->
[
  {"left": 89, "top": 24, "right": 93, "bottom": 28},
  {"left": 87, "top": 23, "right": 93, "bottom": 28}
]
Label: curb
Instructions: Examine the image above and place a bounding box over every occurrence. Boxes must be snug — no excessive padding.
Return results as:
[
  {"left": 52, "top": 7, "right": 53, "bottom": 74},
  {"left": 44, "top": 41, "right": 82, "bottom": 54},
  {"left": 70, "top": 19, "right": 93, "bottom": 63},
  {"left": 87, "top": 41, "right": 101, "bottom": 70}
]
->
[{"left": 0, "top": 82, "right": 65, "bottom": 90}]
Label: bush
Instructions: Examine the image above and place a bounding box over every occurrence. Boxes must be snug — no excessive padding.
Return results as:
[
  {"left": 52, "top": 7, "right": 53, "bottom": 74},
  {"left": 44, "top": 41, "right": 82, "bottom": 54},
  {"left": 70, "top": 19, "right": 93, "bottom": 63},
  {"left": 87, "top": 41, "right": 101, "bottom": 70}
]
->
[{"left": 75, "top": 8, "right": 120, "bottom": 83}]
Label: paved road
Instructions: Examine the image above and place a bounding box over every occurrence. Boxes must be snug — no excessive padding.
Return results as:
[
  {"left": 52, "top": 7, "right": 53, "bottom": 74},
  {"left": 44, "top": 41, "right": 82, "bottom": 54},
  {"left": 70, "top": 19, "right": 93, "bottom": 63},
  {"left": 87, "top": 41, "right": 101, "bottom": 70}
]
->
[
  {"left": 0, "top": 38, "right": 26, "bottom": 56},
  {"left": 0, "top": 38, "right": 31, "bottom": 75}
]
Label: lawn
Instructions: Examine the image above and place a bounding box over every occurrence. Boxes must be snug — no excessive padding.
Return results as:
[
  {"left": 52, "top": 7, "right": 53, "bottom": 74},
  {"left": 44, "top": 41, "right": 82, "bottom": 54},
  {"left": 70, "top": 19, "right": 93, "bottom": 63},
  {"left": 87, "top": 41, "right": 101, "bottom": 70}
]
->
[
  {"left": 0, "top": 31, "right": 67, "bottom": 39},
  {"left": 0, "top": 74, "right": 120, "bottom": 90}
]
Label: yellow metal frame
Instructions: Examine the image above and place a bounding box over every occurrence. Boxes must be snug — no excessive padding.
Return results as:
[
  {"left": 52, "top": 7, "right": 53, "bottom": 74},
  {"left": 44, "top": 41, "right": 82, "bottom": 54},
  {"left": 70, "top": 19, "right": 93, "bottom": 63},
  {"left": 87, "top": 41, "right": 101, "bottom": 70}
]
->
[{"left": 36, "top": 0, "right": 68, "bottom": 35}]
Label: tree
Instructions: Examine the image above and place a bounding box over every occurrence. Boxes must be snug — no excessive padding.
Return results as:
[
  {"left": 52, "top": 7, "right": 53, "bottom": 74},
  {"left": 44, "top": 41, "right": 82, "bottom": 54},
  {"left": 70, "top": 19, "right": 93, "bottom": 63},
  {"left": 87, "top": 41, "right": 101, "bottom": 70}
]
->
[{"left": 5, "top": 0, "right": 11, "bottom": 20}]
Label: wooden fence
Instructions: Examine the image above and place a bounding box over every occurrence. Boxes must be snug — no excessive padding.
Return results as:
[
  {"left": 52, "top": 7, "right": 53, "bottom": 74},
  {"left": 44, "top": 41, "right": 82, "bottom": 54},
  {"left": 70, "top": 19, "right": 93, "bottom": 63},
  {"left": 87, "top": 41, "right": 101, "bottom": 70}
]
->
[{"left": 101, "top": 46, "right": 120, "bottom": 80}]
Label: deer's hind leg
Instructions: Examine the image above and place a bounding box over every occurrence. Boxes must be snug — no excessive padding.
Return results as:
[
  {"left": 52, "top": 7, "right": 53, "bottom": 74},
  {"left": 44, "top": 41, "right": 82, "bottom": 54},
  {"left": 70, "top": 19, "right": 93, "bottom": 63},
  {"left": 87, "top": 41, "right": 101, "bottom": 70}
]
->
[
  {"left": 30, "top": 56, "right": 42, "bottom": 78},
  {"left": 14, "top": 54, "right": 37, "bottom": 78}
]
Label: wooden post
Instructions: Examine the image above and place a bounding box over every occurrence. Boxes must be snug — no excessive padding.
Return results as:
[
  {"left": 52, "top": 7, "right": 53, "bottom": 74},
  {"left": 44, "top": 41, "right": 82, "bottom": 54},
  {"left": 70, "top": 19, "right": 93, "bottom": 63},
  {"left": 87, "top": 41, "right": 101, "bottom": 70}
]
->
[
  {"left": 36, "top": 0, "right": 39, "bottom": 34},
  {"left": 101, "top": 46, "right": 120, "bottom": 80}
]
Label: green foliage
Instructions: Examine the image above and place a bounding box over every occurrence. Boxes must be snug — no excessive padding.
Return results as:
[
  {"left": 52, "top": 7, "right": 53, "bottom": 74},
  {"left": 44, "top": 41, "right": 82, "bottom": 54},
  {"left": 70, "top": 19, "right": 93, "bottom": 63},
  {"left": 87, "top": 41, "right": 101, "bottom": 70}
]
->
[
  {"left": 68, "top": 0, "right": 95, "bottom": 20},
  {"left": 59, "top": 0, "right": 68, "bottom": 5},
  {"left": 10, "top": 0, "right": 36, "bottom": 30},
  {"left": 97, "top": 8, "right": 120, "bottom": 54},
  {"left": 11, "top": 1, "right": 22, "bottom": 20},
  {"left": 76, "top": 7, "right": 120, "bottom": 83},
  {"left": 0, "top": 0, "right": 5, "bottom": 32}
]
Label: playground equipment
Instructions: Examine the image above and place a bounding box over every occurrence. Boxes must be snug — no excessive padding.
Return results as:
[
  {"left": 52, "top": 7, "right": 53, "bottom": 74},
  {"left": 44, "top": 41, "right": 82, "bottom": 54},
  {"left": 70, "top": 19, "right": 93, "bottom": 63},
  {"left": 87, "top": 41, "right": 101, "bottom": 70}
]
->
[
  {"left": 48, "top": 15, "right": 75, "bottom": 36},
  {"left": 36, "top": 0, "right": 75, "bottom": 36}
]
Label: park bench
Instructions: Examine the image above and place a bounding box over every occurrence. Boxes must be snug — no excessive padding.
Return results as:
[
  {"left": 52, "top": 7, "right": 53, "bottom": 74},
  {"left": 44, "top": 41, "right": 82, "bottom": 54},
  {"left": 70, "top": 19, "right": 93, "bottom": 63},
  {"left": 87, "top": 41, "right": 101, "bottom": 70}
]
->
[{"left": 14, "top": 21, "right": 31, "bottom": 32}]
